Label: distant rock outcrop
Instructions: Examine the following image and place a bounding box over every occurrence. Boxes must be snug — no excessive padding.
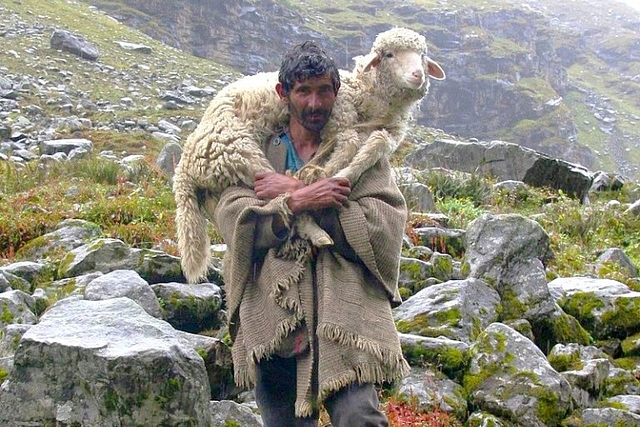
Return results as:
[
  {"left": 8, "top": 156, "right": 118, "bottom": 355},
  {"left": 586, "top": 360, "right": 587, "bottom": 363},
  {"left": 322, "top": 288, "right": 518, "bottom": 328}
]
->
[
  {"left": 406, "top": 139, "right": 594, "bottom": 201},
  {"left": 50, "top": 29, "right": 100, "bottom": 60}
]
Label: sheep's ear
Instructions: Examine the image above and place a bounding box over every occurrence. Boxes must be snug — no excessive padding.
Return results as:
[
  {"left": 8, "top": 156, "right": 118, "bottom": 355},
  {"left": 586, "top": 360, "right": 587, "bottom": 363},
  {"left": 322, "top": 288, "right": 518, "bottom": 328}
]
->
[
  {"left": 361, "top": 53, "right": 381, "bottom": 73},
  {"left": 425, "top": 57, "right": 446, "bottom": 80}
]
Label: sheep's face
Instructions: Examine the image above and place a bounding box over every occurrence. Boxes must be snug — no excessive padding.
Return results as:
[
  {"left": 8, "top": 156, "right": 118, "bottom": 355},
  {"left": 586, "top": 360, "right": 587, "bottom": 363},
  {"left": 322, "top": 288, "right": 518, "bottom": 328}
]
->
[
  {"left": 362, "top": 27, "right": 446, "bottom": 92},
  {"left": 362, "top": 49, "right": 444, "bottom": 94},
  {"left": 384, "top": 50, "right": 428, "bottom": 90}
]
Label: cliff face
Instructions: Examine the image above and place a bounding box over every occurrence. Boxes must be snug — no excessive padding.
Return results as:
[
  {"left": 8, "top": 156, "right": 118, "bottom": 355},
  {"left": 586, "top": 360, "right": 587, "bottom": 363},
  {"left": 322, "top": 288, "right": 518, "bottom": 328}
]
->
[
  {"left": 84, "top": 0, "right": 640, "bottom": 180},
  {"left": 85, "top": 0, "right": 341, "bottom": 73}
]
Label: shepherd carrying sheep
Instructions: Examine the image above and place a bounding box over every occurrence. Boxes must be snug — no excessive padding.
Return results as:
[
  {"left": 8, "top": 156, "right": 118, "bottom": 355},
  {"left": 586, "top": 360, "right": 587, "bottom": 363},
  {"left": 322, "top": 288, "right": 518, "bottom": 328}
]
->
[
  {"left": 174, "top": 27, "right": 445, "bottom": 284},
  {"left": 173, "top": 29, "right": 445, "bottom": 426}
]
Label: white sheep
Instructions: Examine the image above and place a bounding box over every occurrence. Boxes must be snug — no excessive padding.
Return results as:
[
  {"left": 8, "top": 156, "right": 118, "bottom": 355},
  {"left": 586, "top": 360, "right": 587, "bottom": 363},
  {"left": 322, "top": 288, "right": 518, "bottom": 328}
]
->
[{"left": 173, "top": 27, "right": 445, "bottom": 283}]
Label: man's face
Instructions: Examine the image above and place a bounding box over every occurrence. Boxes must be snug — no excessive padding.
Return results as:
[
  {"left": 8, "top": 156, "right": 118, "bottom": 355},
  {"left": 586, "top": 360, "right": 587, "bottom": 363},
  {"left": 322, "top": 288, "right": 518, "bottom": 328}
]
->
[{"left": 279, "top": 75, "right": 338, "bottom": 133}]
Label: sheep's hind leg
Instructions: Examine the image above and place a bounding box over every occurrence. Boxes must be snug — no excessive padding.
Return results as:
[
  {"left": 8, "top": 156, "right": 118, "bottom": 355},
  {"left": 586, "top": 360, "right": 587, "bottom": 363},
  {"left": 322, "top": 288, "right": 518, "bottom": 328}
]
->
[{"left": 295, "top": 213, "right": 334, "bottom": 247}]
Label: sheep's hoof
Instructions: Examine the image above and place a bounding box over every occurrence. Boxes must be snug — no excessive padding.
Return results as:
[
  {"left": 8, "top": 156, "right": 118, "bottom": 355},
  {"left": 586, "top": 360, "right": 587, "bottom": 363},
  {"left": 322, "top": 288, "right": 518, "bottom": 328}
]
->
[{"left": 312, "top": 236, "right": 334, "bottom": 247}]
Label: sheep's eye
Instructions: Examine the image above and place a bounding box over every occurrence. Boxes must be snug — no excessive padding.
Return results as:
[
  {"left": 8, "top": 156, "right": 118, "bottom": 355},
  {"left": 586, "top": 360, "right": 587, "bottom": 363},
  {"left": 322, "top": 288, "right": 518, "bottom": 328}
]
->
[{"left": 384, "top": 52, "right": 394, "bottom": 58}]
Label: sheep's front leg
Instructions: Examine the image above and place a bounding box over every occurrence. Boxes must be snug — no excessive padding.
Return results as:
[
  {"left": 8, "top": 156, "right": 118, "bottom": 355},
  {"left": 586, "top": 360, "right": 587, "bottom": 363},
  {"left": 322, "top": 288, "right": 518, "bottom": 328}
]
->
[
  {"left": 291, "top": 129, "right": 399, "bottom": 248},
  {"left": 334, "top": 129, "right": 397, "bottom": 182}
]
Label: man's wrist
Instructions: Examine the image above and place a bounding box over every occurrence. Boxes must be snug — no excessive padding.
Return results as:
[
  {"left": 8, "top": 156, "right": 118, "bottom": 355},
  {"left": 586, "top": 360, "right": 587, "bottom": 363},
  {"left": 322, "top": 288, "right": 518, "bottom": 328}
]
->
[{"left": 287, "top": 191, "right": 301, "bottom": 214}]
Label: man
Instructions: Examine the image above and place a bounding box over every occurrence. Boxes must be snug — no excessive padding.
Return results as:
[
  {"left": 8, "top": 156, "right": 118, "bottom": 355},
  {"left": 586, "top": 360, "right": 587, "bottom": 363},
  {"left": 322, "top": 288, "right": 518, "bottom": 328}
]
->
[{"left": 214, "top": 41, "right": 409, "bottom": 427}]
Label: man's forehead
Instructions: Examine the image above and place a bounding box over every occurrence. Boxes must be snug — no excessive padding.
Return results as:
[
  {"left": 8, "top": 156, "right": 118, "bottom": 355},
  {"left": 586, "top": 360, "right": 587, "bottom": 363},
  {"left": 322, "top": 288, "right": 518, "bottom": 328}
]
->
[{"left": 293, "top": 75, "right": 334, "bottom": 87}]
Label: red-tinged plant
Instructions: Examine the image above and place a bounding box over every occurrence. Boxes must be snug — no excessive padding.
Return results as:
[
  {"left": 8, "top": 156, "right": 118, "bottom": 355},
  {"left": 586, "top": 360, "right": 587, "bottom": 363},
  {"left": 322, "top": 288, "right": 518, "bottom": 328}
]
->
[{"left": 383, "top": 395, "right": 462, "bottom": 427}]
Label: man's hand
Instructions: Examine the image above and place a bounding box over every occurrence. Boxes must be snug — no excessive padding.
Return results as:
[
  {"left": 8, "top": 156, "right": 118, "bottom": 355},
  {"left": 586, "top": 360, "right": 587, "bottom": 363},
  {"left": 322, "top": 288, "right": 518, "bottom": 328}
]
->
[
  {"left": 288, "top": 177, "right": 351, "bottom": 214},
  {"left": 254, "top": 171, "right": 303, "bottom": 200}
]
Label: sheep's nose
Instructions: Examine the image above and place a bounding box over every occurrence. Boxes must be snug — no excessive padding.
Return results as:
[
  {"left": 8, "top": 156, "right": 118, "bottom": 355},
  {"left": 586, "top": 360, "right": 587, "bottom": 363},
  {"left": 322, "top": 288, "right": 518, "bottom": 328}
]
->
[{"left": 408, "top": 69, "right": 425, "bottom": 88}]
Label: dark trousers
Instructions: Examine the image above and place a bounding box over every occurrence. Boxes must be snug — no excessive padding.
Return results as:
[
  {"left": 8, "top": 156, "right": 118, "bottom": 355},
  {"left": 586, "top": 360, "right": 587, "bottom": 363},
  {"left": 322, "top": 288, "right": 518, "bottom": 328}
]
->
[{"left": 254, "top": 355, "right": 389, "bottom": 427}]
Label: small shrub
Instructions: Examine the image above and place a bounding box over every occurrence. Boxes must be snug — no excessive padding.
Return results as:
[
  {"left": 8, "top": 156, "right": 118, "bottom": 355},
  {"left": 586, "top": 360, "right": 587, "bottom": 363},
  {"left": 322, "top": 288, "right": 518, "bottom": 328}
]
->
[
  {"left": 383, "top": 394, "right": 463, "bottom": 427},
  {"left": 435, "top": 197, "right": 484, "bottom": 230},
  {"left": 420, "top": 169, "right": 492, "bottom": 206}
]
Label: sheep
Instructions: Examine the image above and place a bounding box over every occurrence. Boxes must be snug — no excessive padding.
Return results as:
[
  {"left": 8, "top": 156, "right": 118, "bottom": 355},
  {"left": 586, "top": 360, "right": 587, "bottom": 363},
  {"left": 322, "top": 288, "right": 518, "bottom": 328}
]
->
[{"left": 173, "top": 27, "right": 445, "bottom": 283}]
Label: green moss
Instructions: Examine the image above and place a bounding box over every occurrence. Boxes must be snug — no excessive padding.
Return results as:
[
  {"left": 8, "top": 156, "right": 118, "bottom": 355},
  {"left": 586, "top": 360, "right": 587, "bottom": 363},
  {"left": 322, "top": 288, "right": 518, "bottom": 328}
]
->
[
  {"left": 398, "top": 286, "right": 412, "bottom": 300},
  {"left": 401, "top": 260, "right": 429, "bottom": 281},
  {"left": 550, "top": 313, "right": 592, "bottom": 346},
  {"left": 560, "top": 292, "right": 604, "bottom": 331},
  {"left": 602, "top": 297, "right": 640, "bottom": 339},
  {"left": 514, "top": 370, "right": 539, "bottom": 382},
  {"left": 498, "top": 288, "right": 528, "bottom": 320},
  {"left": 15, "top": 235, "right": 54, "bottom": 259},
  {"left": 515, "top": 77, "right": 559, "bottom": 101},
  {"left": 459, "top": 261, "right": 470, "bottom": 278},
  {"left": 467, "top": 412, "right": 502, "bottom": 427},
  {"left": 603, "top": 369, "right": 640, "bottom": 397},
  {"left": 463, "top": 331, "right": 512, "bottom": 393},
  {"left": 56, "top": 252, "right": 76, "bottom": 278},
  {"left": 196, "top": 348, "right": 208, "bottom": 360},
  {"left": 223, "top": 421, "right": 242, "bottom": 427},
  {"left": 162, "top": 291, "right": 221, "bottom": 332},
  {"left": 611, "top": 356, "right": 640, "bottom": 371},
  {"left": 402, "top": 342, "right": 470, "bottom": 381},
  {"left": 435, "top": 307, "right": 463, "bottom": 327},
  {"left": 0, "top": 368, "right": 8, "bottom": 382},
  {"left": 532, "top": 313, "right": 592, "bottom": 355},
  {"left": 490, "top": 330, "right": 508, "bottom": 354},
  {"left": 134, "top": 391, "right": 150, "bottom": 408},
  {"left": 490, "top": 35, "right": 529, "bottom": 57},
  {"left": 399, "top": 260, "right": 432, "bottom": 293},
  {"left": 548, "top": 352, "right": 583, "bottom": 373},
  {"left": 58, "top": 279, "right": 78, "bottom": 298},
  {"left": 535, "top": 387, "right": 566, "bottom": 426},
  {"left": 87, "top": 239, "right": 107, "bottom": 251},
  {"left": 431, "top": 257, "right": 453, "bottom": 282},
  {"left": 155, "top": 377, "right": 183, "bottom": 409},
  {"left": 221, "top": 330, "right": 232, "bottom": 347},
  {"left": 1, "top": 302, "right": 15, "bottom": 325},
  {"left": 470, "top": 316, "right": 484, "bottom": 341},
  {"left": 396, "top": 309, "right": 461, "bottom": 340},
  {"left": 600, "top": 400, "right": 628, "bottom": 411},
  {"left": 104, "top": 388, "right": 120, "bottom": 413},
  {"left": 462, "top": 369, "right": 491, "bottom": 394},
  {"left": 621, "top": 332, "right": 640, "bottom": 356}
]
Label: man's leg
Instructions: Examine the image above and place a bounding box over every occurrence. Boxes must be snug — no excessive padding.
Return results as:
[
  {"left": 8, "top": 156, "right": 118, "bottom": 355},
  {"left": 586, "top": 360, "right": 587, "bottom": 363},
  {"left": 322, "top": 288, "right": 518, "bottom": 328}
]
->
[
  {"left": 254, "top": 355, "right": 318, "bottom": 427},
  {"left": 324, "top": 383, "right": 389, "bottom": 427}
]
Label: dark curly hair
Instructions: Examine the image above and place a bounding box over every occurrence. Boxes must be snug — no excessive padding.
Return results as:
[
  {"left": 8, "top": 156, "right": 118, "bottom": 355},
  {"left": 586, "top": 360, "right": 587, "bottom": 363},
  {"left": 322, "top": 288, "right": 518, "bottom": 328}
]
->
[{"left": 278, "top": 41, "right": 340, "bottom": 95}]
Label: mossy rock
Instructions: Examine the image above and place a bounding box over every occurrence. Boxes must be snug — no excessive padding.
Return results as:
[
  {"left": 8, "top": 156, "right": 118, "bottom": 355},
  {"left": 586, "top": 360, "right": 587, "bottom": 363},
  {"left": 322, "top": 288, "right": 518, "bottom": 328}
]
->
[
  {"left": 396, "top": 306, "right": 464, "bottom": 341},
  {"left": 548, "top": 349, "right": 584, "bottom": 373},
  {"left": 620, "top": 332, "right": 640, "bottom": 357},
  {"left": 560, "top": 289, "right": 640, "bottom": 341},
  {"left": 401, "top": 340, "right": 470, "bottom": 381},
  {"left": 531, "top": 312, "right": 592, "bottom": 356}
]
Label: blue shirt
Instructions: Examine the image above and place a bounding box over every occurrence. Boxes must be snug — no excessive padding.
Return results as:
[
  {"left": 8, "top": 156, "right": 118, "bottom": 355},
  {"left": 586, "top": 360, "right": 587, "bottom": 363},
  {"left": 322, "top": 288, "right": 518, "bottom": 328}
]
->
[{"left": 279, "top": 132, "right": 305, "bottom": 172}]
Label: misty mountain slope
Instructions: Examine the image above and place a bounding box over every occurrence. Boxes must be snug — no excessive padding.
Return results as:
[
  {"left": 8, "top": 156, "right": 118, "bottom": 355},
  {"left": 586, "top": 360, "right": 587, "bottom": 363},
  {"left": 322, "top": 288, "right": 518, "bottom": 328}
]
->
[{"left": 81, "top": 0, "right": 640, "bottom": 182}]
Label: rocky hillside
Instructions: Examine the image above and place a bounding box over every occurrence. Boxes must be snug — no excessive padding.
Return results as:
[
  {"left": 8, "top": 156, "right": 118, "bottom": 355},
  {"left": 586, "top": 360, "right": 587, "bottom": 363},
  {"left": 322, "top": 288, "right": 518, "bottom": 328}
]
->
[
  {"left": 1, "top": 1, "right": 640, "bottom": 426},
  {"left": 82, "top": 0, "right": 640, "bottom": 182}
]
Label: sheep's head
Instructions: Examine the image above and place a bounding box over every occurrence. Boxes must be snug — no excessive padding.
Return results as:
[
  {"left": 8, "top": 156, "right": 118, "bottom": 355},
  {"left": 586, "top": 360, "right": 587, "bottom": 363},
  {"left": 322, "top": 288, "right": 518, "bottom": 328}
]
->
[{"left": 356, "top": 27, "right": 445, "bottom": 99}]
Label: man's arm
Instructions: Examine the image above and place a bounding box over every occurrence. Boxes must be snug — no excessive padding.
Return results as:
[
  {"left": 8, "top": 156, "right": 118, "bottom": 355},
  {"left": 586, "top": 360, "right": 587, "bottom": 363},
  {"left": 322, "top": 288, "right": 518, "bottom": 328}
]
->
[{"left": 254, "top": 171, "right": 351, "bottom": 238}]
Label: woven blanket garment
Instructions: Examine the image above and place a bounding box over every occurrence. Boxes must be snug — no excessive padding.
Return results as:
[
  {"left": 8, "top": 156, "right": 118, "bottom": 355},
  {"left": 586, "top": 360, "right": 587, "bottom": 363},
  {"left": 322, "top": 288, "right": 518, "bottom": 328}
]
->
[{"left": 213, "top": 133, "right": 409, "bottom": 417}]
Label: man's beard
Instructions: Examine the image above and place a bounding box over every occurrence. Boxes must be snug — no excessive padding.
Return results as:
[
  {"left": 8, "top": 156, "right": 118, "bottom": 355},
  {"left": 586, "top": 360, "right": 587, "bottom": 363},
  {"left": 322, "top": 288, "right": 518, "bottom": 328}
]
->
[{"left": 290, "top": 105, "right": 332, "bottom": 132}]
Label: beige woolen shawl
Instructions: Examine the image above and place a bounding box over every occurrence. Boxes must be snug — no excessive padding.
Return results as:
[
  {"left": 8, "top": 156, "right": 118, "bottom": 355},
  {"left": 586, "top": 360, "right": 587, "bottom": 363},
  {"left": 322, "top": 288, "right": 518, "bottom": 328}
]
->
[{"left": 213, "top": 136, "right": 410, "bottom": 417}]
